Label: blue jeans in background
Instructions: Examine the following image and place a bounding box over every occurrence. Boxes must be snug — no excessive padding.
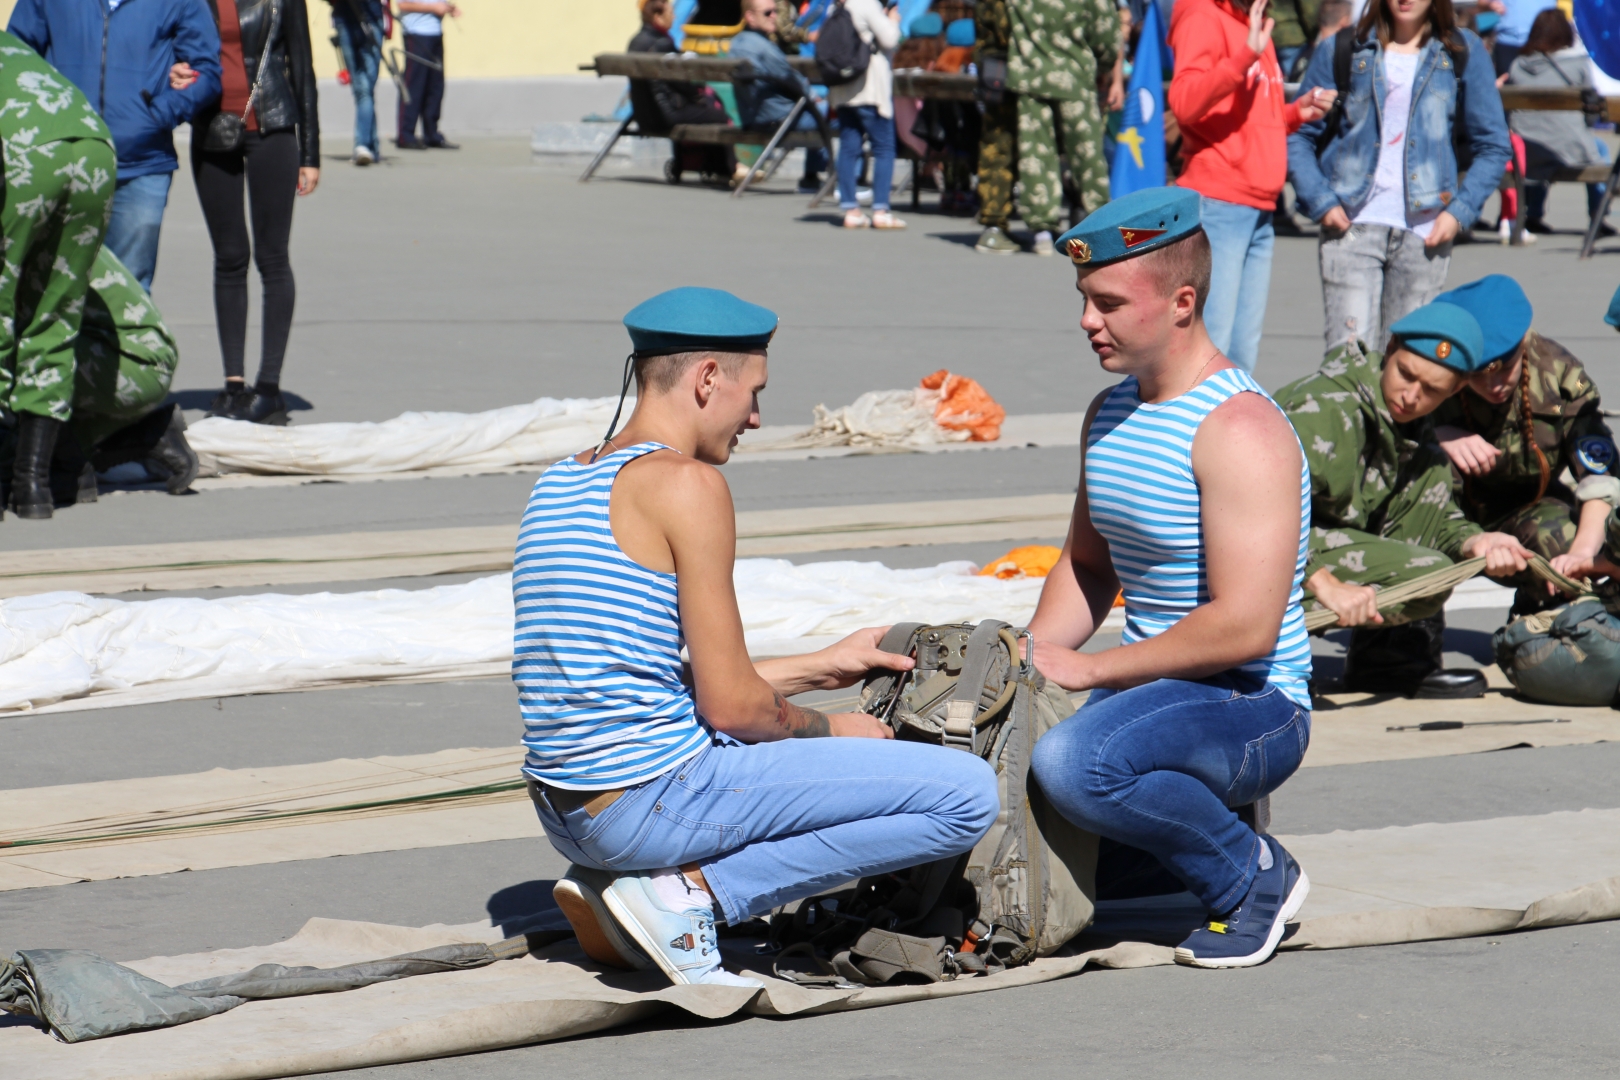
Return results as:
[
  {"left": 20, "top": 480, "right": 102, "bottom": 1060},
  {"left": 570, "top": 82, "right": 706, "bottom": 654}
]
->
[
  {"left": 1199, "top": 195, "right": 1275, "bottom": 373},
  {"left": 533, "top": 735, "right": 999, "bottom": 925},
  {"left": 1029, "top": 672, "right": 1309, "bottom": 914},
  {"left": 336, "top": 17, "right": 382, "bottom": 156},
  {"left": 104, "top": 172, "right": 173, "bottom": 291},
  {"left": 836, "top": 104, "right": 895, "bottom": 210}
]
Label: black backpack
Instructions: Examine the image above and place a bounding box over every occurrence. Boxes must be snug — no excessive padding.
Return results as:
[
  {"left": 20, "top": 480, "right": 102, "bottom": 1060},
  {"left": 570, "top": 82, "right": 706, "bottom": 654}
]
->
[{"left": 815, "top": 1, "right": 871, "bottom": 86}]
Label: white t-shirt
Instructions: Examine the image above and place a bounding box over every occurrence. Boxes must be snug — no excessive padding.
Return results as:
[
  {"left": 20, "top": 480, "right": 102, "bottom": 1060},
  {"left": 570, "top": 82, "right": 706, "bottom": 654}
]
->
[
  {"left": 1352, "top": 51, "right": 1441, "bottom": 238},
  {"left": 400, "top": 9, "right": 444, "bottom": 36}
]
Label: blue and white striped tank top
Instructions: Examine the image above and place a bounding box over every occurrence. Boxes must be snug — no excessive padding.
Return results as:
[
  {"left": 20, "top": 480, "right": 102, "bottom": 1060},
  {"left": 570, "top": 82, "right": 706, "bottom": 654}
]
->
[
  {"left": 1086, "top": 368, "right": 1313, "bottom": 708},
  {"left": 513, "top": 442, "right": 710, "bottom": 790}
]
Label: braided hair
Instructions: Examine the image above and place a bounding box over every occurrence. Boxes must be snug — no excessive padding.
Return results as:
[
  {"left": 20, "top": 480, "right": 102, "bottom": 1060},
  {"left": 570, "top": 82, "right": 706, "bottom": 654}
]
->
[{"left": 1517, "top": 335, "right": 1551, "bottom": 504}]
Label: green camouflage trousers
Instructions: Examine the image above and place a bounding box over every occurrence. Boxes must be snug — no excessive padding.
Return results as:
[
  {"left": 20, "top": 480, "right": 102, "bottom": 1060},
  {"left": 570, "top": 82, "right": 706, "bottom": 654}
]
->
[
  {"left": 1487, "top": 497, "right": 1580, "bottom": 613},
  {"left": 0, "top": 137, "right": 115, "bottom": 422},
  {"left": 70, "top": 247, "right": 178, "bottom": 449},
  {"left": 977, "top": 93, "right": 1018, "bottom": 229},
  {"left": 1015, "top": 93, "right": 1109, "bottom": 233}
]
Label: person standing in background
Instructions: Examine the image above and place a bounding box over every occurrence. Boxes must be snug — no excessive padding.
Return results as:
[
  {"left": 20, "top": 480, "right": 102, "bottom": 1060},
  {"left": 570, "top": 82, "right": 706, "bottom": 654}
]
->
[
  {"left": 1169, "top": 0, "right": 1338, "bottom": 373},
  {"left": 974, "top": 0, "right": 1023, "bottom": 253},
  {"left": 1287, "top": 0, "right": 1508, "bottom": 354},
  {"left": 1270, "top": 0, "right": 1321, "bottom": 76},
  {"left": 329, "top": 0, "right": 386, "bottom": 165},
  {"left": 1007, "top": 0, "right": 1123, "bottom": 256},
  {"left": 7, "top": 0, "right": 222, "bottom": 292},
  {"left": 1489, "top": 0, "right": 1554, "bottom": 75},
  {"left": 396, "top": 0, "right": 459, "bottom": 149},
  {"left": 829, "top": 0, "right": 905, "bottom": 230},
  {"left": 181, "top": 0, "right": 321, "bottom": 426}
]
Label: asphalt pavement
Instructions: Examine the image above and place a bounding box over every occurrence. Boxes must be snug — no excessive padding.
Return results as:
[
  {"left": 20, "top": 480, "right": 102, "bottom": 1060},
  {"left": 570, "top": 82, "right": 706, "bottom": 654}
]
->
[{"left": 2, "top": 138, "right": 1619, "bottom": 1078}]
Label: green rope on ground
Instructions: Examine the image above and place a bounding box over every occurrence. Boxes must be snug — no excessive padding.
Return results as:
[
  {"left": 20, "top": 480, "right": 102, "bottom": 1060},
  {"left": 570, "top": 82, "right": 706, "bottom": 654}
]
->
[
  {"left": 0, "top": 778, "right": 529, "bottom": 851},
  {"left": 1302, "top": 553, "right": 1591, "bottom": 632}
]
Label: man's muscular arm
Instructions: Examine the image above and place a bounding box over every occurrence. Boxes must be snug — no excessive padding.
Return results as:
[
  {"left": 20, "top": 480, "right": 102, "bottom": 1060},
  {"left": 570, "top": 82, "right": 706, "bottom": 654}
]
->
[
  {"left": 1028, "top": 391, "right": 1121, "bottom": 651},
  {"left": 1035, "top": 393, "right": 1305, "bottom": 691},
  {"left": 627, "top": 454, "right": 894, "bottom": 742}
]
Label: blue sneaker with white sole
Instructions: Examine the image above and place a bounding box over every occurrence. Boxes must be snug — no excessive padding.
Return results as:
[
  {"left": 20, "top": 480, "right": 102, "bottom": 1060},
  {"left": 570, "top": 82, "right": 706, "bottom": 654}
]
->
[
  {"left": 601, "top": 873, "right": 764, "bottom": 989},
  {"left": 1175, "top": 836, "right": 1309, "bottom": 969}
]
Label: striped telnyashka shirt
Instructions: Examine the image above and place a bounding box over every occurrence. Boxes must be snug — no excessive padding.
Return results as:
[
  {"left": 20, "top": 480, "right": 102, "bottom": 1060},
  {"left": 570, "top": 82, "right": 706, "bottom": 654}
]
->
[
  {"left": 1085, "top": 368, "right": 1314, "bottom": 708},
  {"left": 513, "top": 441, "right": 710, "bottom": 790}
]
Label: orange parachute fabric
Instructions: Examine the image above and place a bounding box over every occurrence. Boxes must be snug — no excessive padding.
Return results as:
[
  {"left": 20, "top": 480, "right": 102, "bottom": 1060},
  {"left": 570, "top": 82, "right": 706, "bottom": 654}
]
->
[
  {"left": 979, "top": 545, "right": 1126, "bottom": 607},
  {"left": 921, "top": 370, "right": 1006, "bottom": 442}
]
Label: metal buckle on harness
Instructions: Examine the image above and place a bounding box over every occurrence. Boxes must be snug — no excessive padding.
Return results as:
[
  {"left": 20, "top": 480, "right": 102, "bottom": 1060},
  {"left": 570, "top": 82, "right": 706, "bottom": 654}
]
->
[{"left": 942, "top": 699, "right": 977, "bottom": 752}]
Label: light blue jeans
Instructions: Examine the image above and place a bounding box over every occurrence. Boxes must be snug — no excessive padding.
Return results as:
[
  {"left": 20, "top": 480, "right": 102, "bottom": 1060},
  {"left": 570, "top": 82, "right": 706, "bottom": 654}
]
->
[
  {"left": 1030, "top": 671, "right": 1309, "bottom": 914},
  {"left": 837, "top": 104, "right": 895, "bottom": 211},
  {"left": 336, "top": 18, "right": 382, "bottom": 156},
  {"left": 533, "top": 735, "right": 999, "bottom": 925},
  {"left": 1199, "top": 195, "right": 1275, "bottom": 374},
  {"left": 104, "top": 172, "right": 173, "bottom": 291}
]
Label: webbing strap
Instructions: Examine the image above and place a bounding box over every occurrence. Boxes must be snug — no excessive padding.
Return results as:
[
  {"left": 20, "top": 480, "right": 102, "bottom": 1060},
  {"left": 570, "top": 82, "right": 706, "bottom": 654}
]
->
[{"left": 1304, "top": 553, "right": 1588, "bottom": 632}]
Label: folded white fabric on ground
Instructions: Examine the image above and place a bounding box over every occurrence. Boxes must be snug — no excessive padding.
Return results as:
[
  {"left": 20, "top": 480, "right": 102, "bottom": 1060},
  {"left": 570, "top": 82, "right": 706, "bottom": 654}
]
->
[
  {"left": 0, "top": 561, "right": 1043, "bottom": 713},
  {"left": 185, "top": 397, "right": 624, "bottom": 475},
  {"left": 754, "top": 387, "right": 968, "bottom": 450}
]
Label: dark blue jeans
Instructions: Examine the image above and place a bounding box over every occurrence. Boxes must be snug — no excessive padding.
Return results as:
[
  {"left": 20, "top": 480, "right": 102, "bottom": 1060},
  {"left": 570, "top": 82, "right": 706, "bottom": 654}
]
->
[
  {"left": 836, "top": 104, "right": 895, "bottom": 210},
  {"left": 1030, "top": 672, "right": 1309, "bottom": 913}
]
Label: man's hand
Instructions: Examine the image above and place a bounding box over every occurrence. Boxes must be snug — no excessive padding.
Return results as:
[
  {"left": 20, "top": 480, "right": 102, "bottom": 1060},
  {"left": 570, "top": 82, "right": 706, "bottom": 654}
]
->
[
  {"left": 1307, "top": 567, "right": 1383, "bottom": 627},
  {"left": 1032, "top": 639, "right": 1099, "bottom": 691},
  {"left": 169, "top": 62, "right": 197, "bottom": 91},
  {"left": 1550, "top": 551, "right": 1620, "bottom": 583},
  {"left": 1296, "top": 86, "right": 1337, "bottom": 123},
  {"left": 1245, "top": 0, "right": 1275, "bottom": 57},
  {"left": 1106, "top": 60, "right": 1125, "bottom": 112},
  {"left": 1434, "top": 425, "right": 1501, "bottom": 477},
  {"left": 297, "top": 167, "right": 320, "bottom": 196},
  {"left": 1319, "top": 205, "right": 1352, "bottom": 234},
  {"left": 1425, "top": 211, "right": 1461, "bottom": 250},
  {"left": 828, "top": 713, "right": 895, "bottom": 738},
  {"left": 800, "top": 626, "right": 915, "bottom": 690},
  {"left": 1461, "top": 532, "right": 1533, "bottom": 577}
]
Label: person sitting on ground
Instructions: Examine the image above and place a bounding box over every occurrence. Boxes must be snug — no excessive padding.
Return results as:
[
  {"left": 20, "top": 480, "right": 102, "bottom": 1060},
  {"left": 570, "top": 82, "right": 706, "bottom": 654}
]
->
[
  {"left": 1427, "top": 275, "right": 1617, "bottom": 615},
  {"left": 629, "top": 0, "right": 745, "bottom": 183},
  {"left": 516, "top": 286, "right": 999, "bottom": 988},
  {"left": 1273, "top": 302, "right": 1535, "bottom": 699},
  {"left": 730, "top": 0, "right": 827, "bottom": 193},
  {"left": 1024, "top": 187, "right": 1315, "bottom": 970}
]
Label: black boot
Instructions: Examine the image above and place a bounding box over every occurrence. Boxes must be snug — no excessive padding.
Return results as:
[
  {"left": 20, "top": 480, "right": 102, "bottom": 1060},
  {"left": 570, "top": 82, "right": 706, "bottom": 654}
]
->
[
  {"left": 1343, "top": 615, "right": 1486, "bottom": 699},
  {"left": 11, "top": 412, "right": 63, "bottom": 519},
  {"left": 91, "top": 404, "right": 199, "bottom": 495},
  {"left": 207, "top": 383, "right": 252, "bottom": 418},
  {"left": 235, "top": 383, "right": 288, "bottom": 426},
  {"left": 48, "top": 430, "right": 97, "bottom": 506}
]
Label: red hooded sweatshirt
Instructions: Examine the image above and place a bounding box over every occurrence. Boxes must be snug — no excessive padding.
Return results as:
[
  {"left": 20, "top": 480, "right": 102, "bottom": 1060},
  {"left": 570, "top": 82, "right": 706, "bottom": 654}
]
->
[{"left": 1168, "top": 0, "right": 1304, "bottom": 210}]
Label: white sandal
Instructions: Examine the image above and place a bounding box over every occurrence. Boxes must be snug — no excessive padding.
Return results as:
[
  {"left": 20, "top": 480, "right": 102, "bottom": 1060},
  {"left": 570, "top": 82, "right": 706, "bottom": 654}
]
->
[
  {"left": 842, "top": 209, "right": 871, "bottom": 229},
  {"left": 871, "top": 210, "right": 907, "bottom": 230}
]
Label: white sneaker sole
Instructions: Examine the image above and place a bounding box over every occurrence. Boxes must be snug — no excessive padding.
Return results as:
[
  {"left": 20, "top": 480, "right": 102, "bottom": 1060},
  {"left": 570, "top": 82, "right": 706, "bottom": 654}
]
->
[
  {"left": 1174, "top": 869, "right": 1311, "bottom": 970},
  {"left": 553, "top": 877, "right": 649, "bottom": 971},
  {"left": 602, "top": 878, "right": 711, "bottom": 986}
]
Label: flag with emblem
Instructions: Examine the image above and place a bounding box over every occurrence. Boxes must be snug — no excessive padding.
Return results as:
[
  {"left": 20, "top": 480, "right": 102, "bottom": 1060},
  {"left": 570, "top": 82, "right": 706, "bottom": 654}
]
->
[{"left": 1109, "top": 1, "right": 1167, "bottom": 197}]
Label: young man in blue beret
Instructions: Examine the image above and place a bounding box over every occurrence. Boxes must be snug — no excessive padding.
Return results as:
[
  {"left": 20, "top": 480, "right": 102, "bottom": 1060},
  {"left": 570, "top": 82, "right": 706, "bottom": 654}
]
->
[
  {"left": 513, "top": 286, "right": 998, "bottom": 988},
  {"left": 1025, "top": 186, "right": 1316, "bottom": 968},
  {"left": 1429, "top": 274, "right": 1620, "bottom": 616},
  {"left": 1273, "top": 301, "right": 1535, "bottom": 698}
]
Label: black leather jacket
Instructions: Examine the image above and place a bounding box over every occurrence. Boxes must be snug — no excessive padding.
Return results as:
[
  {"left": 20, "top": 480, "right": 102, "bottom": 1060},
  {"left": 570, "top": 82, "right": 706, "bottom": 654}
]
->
[{"left": 203, "top": 0, "right": 321, "bottom": 166}]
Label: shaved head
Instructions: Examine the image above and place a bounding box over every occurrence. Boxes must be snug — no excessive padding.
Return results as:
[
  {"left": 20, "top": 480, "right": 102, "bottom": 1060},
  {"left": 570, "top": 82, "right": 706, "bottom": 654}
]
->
[
  {"left": 1132, "top": 229, "right": 1212, "bottom": 316},
  {"left": 635, "top": 349, "right": 761, "bottom": 395}
]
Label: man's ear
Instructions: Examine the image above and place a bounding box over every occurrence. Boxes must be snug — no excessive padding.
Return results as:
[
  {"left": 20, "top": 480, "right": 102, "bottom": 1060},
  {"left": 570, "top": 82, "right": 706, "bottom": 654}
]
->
[
  {"left": 692, "top": 356, "right": 722, "bottom": 406},
  {"left": 1173, "top": 283, "right": 1198, "bottom": 325}
]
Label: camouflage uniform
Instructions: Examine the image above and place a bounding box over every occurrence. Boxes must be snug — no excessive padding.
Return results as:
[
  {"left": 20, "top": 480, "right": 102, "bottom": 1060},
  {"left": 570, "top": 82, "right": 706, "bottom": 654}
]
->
[
  {"left": 975, "top": 0, "right": 1018, "bottom": 230},
  {"left": 70, "top": 246, "right": 178, "bottom": 451},
  {"left": 1274, "top": 340, "right": 1483, "bottom": 626},
  {"left": 1007, "top": 0, "right": 1119, "bottom": 232},
  {"left": 0, "top": 34, "right": 116, "bottom": 424},
  {"left": 773, "top": 2, "right": 813, "bottom": 54},
  {"left": 1430, "top": 333, "right": 1619, "bottom": 611}
]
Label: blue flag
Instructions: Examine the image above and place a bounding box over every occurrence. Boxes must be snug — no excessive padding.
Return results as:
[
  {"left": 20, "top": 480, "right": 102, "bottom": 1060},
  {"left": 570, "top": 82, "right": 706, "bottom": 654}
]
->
[
  {"left": 1110, "top": 2, "right": 1168, "bottom": 197},
  {"left": 1574, "top": 0, "right": 1619, "bottom": 81}
]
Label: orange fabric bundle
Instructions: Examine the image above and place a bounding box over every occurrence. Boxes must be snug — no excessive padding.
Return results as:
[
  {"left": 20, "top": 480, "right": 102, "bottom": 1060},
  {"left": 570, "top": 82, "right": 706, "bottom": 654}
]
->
[
  {"left": 979, "top": 545, "right": 1125, "bottom": 607},
  {"left": 922, "top": 370, "right": 1006, "bottom": 442}
]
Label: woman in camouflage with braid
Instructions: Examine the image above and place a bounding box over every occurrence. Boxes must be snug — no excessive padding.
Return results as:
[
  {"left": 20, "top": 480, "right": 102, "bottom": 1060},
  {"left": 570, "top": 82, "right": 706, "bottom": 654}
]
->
[{"left": 1429, "top": 275, "right": 1619, "bottom": 616}]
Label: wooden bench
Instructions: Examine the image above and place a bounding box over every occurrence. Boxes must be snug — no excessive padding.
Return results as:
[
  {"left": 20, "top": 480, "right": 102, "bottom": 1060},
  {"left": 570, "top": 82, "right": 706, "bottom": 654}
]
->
[
  {"left": 1497, "top": 86, "right": 1620, "bottom": 258},
  {"left": 579, "top": 53, "right": 839, "bottom": 203}
]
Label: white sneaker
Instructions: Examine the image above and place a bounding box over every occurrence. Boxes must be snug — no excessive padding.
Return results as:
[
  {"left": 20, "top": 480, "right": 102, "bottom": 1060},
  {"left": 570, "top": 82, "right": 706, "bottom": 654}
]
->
[
  {"left": 602, "top": 873, "right": 763, "bottom": 988},
  {"left": 553, "top": 870, "right": 651, "bottom": 971},
  {"left": 354, "top": 146, "right": 375, "bottom": 166},
  {"left": 1033, "top": 230, "right": 1055, "bottom": 256}
]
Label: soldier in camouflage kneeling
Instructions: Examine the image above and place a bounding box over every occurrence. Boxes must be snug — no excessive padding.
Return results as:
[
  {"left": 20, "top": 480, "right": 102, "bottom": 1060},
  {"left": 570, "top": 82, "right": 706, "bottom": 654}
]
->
[
  {"left": 1274, "top": 301, "right": 1535, "bottom": 699},
  {"left": 1426, "top": 275, "right": 1618, "bottom": 617}
]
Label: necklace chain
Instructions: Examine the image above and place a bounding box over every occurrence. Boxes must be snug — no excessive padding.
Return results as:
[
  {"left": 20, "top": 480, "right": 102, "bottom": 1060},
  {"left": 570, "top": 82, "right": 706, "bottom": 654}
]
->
[{"left": 1181, "top": 348, "right": 1222, "bottom": 399}]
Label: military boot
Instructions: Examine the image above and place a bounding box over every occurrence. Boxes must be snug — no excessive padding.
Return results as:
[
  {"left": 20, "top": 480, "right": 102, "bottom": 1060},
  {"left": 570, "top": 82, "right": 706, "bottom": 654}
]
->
[
  {"left": 1343, "top": 615, "right": 1486, "bottom": 699},
  {"left": 91, "top": 404, "right": 199, "bottom": 495},
  {"left": 11, "top": 413, "right": 63, "bottom": 519}
]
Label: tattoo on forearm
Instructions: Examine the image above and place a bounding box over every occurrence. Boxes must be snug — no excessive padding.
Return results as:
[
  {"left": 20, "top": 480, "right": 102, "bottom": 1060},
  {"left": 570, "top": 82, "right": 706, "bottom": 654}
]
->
[{"left": 773, "top": 692, "right": 832, "bottom": 738}]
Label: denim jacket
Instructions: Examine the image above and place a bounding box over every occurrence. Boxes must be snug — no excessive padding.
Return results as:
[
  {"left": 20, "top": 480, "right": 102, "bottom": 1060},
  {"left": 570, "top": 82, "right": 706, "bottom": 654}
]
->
[
  {"left": 1286, "top": 29, "right": 1510, "bottom": 229},
  {"left": 728, "top": 29, "right": 811, "bottom": 128}
]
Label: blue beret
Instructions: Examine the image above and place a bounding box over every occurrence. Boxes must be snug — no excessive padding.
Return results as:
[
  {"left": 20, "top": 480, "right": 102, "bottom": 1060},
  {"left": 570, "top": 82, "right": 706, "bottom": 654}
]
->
[
  {"left": 1388, "top": 301, "right": 1486, "bottom": 373},
  {"left": 945, "top": 18, "right": 975, "bottom": 46},
  {"left": 1606, "top": 283, "right": 1620, "bottom": 330},
  {"left": 1055, "top": 186, "right": 1202, "bottom": 268},
  {"left": 623, "top": 287, "right": 777, "bottom": 356},
  {"left": 909, "top": 12, "right": 943, "bottom": 37},
  {"left": 1474, "top": 11, "right": 1500, "bottom": 32},
  {"left": 1434, "top": 274, "right": 1532, "bottom": 364}
]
